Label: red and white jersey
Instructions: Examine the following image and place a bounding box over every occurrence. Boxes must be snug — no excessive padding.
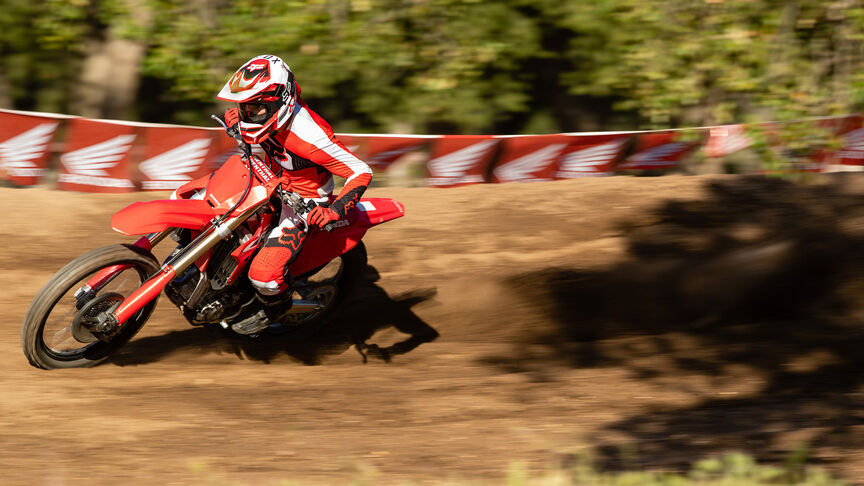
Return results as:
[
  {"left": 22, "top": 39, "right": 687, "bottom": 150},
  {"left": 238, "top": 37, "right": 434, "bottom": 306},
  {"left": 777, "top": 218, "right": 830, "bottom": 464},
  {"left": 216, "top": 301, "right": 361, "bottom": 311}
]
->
[{"left": 254, "top": 99, "right": 372, "bottom": 216}]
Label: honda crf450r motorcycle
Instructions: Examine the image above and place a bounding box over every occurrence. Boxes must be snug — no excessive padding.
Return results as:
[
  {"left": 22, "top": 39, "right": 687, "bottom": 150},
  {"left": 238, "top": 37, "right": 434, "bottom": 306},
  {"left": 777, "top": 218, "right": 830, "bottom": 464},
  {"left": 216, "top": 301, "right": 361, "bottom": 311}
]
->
[{"left": 22, "top": 117, "right": 404, "bottom": 369}]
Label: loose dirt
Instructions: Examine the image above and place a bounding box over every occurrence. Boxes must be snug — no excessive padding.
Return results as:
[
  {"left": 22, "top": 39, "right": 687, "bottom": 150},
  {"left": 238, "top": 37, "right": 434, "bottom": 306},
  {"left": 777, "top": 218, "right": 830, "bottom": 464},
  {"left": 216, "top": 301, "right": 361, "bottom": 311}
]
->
[{"left": 2, "top": 174, "right": 864, "bottom": 485}]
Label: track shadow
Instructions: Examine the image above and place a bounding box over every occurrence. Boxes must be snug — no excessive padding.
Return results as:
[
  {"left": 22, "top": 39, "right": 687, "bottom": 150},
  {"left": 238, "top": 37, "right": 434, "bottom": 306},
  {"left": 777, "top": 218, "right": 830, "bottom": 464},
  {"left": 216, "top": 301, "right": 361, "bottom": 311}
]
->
[
  {"left": 109, "top": 265, "right": 438, "bottom": 366},
  {"left": 492, "top": 175, "right": 864, "bottom": 476}
]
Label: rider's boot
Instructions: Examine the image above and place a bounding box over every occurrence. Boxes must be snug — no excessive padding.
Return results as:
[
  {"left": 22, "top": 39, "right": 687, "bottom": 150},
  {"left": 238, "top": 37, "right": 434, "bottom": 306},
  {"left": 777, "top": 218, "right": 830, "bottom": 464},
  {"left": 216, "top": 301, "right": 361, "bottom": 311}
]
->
[
  {"left": 259, "top": 292, "right": 294, "bottom": 323},
  {"left": 230, "top": 285, "right": 294, "bottom": 336}
]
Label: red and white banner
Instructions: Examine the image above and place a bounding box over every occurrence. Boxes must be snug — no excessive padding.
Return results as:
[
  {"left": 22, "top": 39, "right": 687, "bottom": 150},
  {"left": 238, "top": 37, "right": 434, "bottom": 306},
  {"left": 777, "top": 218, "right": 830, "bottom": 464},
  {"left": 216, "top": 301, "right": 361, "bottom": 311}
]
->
[
  {"left": 704, "top": 124, "right": 753, "bottom": 158},
  {"left": 3, "top": 107, "right": 863, "bottom": 190},
  {"left": 137, "top": 126, "right": 219, "bottom": 190},
  {"left": 556, "top": 134, "right": 631, "bottom": 178},
  {"left": 210, "top": 130, "right": 244, "bottom": 170},
  {"left": 491, "top": 135, "right": 571, "bottom": 183},
  {"left": 334, "top": 134, "right": 369, "bottom": 162},
  {"left": 363, "top": 136, "right": 429, "bottom": 170},
  {"left": 0, "top": 111, "right": 61, "bottom": 186},
  {"left": 58, "top": 119, "right": 137, "bottom": 193},
  {"left": 826, "top": 116, "right": 864, "bottom": 166},
  {"left": 426, "top": 136, "right": 499, "bottom": 187},
  {"left": 836, "top": 127, "right": 864, "bottom": 165},
  {"left": 618, "top": 131, "right": 700, "bottom": 171}
]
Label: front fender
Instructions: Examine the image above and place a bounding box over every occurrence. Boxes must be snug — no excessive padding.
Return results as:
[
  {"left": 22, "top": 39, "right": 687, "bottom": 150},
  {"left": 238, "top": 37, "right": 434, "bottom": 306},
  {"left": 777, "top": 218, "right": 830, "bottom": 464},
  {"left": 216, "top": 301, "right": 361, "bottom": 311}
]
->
[{"left": 111, "top": 199, "right": 217, "bottom": 236}]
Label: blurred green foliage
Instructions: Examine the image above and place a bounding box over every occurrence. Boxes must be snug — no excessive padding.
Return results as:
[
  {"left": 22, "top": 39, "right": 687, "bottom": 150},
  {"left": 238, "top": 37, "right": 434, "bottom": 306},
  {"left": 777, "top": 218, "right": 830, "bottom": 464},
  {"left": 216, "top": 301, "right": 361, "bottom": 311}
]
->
[
  {"left": 0, "top": 0, "right": 862, "bottom": 134},
  {"left": 501, "top": 452, "right": 847, "bottom": 486},
  {"left": 188, "top": 452, "right": 846, "bottom": 485}
]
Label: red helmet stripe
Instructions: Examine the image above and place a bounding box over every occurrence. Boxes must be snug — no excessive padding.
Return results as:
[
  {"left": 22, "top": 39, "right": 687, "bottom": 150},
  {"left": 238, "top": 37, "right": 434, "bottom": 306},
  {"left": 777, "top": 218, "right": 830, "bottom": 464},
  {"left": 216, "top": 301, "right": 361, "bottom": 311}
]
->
[{"left": 228, "top": 60, "right": 272, "bottom": 93}]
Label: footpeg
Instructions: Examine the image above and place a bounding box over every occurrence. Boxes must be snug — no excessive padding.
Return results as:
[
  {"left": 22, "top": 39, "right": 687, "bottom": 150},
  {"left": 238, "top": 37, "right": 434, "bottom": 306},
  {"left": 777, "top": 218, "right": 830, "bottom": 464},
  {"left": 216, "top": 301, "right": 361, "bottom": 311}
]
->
[{"left": 230, "top": 309, "right": 270, "bottom": 335}]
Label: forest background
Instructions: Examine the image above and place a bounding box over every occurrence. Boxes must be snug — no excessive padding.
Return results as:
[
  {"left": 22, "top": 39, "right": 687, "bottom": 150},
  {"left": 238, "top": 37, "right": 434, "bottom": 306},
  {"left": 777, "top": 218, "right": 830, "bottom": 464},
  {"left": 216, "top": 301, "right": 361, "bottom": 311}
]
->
[{"left": 1, "top": 0, "right": 863, "bottom": 140}]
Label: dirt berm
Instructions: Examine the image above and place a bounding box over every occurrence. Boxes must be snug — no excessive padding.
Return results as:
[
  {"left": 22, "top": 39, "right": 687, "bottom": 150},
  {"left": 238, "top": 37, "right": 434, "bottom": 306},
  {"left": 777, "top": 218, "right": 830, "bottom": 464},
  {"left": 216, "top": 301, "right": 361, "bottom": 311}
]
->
[{"left": 2, "top": 174, "right": 864, "bottom": 485}]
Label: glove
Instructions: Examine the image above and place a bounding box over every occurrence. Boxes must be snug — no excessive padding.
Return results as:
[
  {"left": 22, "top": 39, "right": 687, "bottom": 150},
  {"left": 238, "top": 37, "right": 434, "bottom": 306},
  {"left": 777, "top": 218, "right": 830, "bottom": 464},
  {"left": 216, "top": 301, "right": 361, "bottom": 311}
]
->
[
  {"left": 224, "top": 107, "right": 240, "bottom": 128},
  {"left": 307, "top": 206, "right": 340, "bottom": 228},
  {"left": 224, "top": 107, "right": 241, "bottom": 138}
]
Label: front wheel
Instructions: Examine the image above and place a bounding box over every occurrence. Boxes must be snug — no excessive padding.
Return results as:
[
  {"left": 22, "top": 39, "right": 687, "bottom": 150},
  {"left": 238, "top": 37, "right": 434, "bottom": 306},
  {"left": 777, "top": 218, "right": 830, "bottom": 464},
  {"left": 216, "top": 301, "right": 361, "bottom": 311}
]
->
[{"left": 22, "top": 244, "right": 160, "bottom": 369}]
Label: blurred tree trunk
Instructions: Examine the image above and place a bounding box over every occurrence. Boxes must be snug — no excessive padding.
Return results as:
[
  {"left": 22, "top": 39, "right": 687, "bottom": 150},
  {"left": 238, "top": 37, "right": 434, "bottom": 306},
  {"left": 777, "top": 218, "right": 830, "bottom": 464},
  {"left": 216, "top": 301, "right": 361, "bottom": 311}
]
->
[
  {"left": 72, "top": 1, "right": 151, "bottom": 119},
  {"left": 0, "top": 74, "right": 10, "bottom": 108},
  {"left": 74, "top": 38, "right": 147, "bottom": 119}
]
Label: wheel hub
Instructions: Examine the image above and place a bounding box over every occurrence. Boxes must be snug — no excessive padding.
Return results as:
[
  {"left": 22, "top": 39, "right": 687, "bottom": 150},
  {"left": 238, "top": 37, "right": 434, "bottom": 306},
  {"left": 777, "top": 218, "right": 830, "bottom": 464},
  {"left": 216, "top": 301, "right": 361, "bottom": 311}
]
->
[
  {"left": 70, "top": 292, "right": 123, "bottom": 343},
  {"left": 282, "top": 284, "right": 336, "bottom": 324}
]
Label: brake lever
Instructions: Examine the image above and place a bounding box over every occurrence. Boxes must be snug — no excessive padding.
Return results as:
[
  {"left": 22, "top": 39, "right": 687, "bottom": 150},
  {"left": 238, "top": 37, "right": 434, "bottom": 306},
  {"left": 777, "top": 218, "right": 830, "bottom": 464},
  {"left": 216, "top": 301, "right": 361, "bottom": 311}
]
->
[{"left": 211, "top": 114, "right": 252, "bottom": 159}]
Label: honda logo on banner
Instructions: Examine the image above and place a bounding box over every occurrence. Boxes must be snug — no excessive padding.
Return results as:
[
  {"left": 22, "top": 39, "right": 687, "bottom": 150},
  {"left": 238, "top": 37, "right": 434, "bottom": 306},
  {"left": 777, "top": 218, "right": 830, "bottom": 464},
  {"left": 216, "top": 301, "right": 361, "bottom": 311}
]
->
[
  {"left": 556, "top": 135, "right": 630, "bottom": 178},
  {"left": 334, "top": 134, "right": 368, "bottom": 162},
  {"left": 618, "top": 132, "right": 699, "bottom": 171},
  {"left": 426, "top": 137, "right": 499, "bottom": 187},
  {"left": 704, "top": 124, "right": 753, "bottom": 158},
  {"left": 836, "top": 127, "right": 864, "bottom": 164},
  {"left": 138, "top": 127, "right": 215, "bottom": 190},
  {"left": 213, "top": 131, "right": 244, "bottom": 170},
  {"left": 0, "top": 112, "right": 59, "bottom": 186},
  {"left": 492, "top": 135, "right": 570, "bottom": 183},
  {"left": 59, "top": 119, "right": 136, "bottom": 192},
  {"left": 364, "top": 137, "right": 428, "bottom": 170}
]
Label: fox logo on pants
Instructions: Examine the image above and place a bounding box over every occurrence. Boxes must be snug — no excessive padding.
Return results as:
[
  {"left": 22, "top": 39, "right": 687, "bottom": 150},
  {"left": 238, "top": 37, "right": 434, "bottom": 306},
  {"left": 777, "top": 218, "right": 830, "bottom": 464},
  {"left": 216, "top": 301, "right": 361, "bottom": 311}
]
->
[{"left": 277, "top": 227, "right": 304, "bottom": 251}]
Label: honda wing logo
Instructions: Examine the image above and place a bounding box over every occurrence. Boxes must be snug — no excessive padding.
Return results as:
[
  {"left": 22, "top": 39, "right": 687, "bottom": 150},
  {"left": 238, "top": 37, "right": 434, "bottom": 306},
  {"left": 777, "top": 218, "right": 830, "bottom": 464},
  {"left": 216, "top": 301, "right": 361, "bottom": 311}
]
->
[
  {"left": 0, "top": 123, "right": 58, "bottom": 179},
  {"left": 708, "top": 126, "right": 752, "bottom": 157},
  {"left": 427, "top": 140, "right": 497, "bottom": 186},
  {"left": 556, "top": 139, "right": 626, "bottom": 178},
  {"left": 722, "top": 132, "right": 753, "bottom": 155},
  {"left": 494, "top": 143, "right": 568, "bottom": 183},
  {"left": 139, "top": 138, "right": 211, "bottom": 189},
  {"left": 59, "top": 134, "right": 136, "bottom": 188},
  {"left": 838, "top": 128, "right": 864, "bottom": 161},
  {"left": 621, "top": 142, "right": 690, "bottom": 169},
  {"left": 367, "top": 144, "right": 423, "bottom": 168}
]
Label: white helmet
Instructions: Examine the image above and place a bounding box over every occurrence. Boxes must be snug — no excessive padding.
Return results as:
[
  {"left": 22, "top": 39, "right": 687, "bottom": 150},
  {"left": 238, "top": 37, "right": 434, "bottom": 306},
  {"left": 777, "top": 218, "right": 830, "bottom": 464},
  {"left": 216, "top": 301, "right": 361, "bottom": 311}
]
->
[{"left": 217, "top": 55, "right": 297, "bottom": 144}]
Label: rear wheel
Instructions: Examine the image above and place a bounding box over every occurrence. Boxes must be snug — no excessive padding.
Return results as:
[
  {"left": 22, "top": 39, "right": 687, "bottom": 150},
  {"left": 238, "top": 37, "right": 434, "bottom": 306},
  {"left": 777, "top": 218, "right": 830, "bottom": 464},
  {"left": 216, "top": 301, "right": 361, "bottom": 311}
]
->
[
  {"left": 22, "top": 244, "right": 160, "bottom": 369},
  {"left": 267, "top": 241, "right": 367, "bottom": 338}
]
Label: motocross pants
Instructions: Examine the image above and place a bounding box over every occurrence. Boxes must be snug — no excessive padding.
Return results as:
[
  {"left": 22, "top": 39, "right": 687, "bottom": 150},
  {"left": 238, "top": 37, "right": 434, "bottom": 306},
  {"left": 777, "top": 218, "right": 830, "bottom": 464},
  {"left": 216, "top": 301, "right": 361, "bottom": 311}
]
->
[{"left": 248, "top": 201, "right": 309, "bottom": 296}]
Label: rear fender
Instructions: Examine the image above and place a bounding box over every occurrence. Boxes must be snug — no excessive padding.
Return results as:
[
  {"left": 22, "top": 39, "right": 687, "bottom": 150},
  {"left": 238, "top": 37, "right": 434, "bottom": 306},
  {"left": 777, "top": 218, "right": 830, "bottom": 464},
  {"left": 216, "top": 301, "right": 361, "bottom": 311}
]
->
[
  {"left": 289, "top": 228, "right": 367, "bottom": 277},
  {"left": 288, "top": 197, "right": 404, "bottom": 277},
  {"left": 353, "top": 198, "right": 405, "bottom": 227}
]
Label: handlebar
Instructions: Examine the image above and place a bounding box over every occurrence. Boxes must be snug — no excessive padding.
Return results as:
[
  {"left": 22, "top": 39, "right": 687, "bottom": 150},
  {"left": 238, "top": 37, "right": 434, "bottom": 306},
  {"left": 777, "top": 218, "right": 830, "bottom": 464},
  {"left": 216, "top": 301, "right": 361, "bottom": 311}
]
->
[
  {"left": 212, "top": 113, "right": 336, "bottom": 233},
  {"left": 275, "top": 187, "right": 337, "bottom": 233},
  {"left": 210, "top": 114, "right": 252, "bottom": 160}
]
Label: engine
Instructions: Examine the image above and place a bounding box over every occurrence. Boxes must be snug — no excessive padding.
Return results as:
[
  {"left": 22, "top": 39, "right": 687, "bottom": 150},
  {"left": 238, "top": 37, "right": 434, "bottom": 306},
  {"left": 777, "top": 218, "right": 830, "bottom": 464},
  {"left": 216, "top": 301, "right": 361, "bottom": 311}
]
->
[{"left": 164, "top": 228, "right": 257, "bottom": 325}]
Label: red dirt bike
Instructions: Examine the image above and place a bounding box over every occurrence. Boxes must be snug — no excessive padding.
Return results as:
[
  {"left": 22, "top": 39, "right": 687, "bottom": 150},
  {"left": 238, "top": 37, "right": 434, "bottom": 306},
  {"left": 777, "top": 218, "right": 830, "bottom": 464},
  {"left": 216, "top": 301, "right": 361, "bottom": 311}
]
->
[{"left": 21, "top": 118, "right": 404, "bottom": 369}]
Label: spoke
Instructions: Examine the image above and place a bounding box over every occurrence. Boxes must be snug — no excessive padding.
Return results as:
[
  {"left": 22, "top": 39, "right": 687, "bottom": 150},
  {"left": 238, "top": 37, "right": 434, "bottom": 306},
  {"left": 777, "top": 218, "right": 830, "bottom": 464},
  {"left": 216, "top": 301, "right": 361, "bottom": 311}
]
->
[
  {"left": 55, "top": 304, "right": 76, "bottom": 323},
  {"left": 49, "top": 326, "right": 75, "bottom": 349},
  {"left": 45, "top": 303, "right": 77, "bottom": 336},
  {"left": 106, "top": 272, "right": 136, "bottom": 293}
]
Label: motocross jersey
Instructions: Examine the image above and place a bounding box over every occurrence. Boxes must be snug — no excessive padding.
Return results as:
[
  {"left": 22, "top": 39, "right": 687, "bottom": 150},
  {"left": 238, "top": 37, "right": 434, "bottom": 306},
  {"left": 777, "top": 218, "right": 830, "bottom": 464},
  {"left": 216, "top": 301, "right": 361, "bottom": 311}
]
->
[{"left": 253, "top": 99, "right": 372, "bottom": 217}]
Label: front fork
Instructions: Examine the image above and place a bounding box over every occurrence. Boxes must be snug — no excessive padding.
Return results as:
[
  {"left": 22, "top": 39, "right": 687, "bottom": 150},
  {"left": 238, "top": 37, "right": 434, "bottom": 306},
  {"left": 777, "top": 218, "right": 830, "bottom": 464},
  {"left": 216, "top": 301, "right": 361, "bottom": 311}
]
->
[
  {"left": 75, "top": 230, "right": 172, "bottom": 308},
  {"left": 88, "top": 203, "right": 265, "bottom": 337}
]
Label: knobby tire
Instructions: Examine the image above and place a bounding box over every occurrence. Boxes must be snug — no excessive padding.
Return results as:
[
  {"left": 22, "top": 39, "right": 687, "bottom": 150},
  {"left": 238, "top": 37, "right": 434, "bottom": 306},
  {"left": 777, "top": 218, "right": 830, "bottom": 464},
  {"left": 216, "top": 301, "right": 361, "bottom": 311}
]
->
[{"left": 21, "top": 244, "right": 160, "bottom": 369}]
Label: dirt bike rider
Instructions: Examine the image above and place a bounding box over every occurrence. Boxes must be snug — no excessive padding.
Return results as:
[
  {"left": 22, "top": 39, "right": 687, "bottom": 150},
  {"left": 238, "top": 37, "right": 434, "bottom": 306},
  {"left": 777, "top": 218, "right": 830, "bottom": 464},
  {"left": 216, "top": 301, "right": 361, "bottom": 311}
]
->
[{"left": 216, "top": 54, "right": 372, "bottom": 332}]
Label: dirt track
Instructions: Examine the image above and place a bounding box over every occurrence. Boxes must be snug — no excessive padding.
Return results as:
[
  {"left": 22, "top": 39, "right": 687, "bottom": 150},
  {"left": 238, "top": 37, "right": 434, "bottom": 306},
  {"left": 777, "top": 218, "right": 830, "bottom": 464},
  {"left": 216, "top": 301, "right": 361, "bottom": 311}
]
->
[{"left": 2, "top": 175, "right": 864, "bottom": 485}]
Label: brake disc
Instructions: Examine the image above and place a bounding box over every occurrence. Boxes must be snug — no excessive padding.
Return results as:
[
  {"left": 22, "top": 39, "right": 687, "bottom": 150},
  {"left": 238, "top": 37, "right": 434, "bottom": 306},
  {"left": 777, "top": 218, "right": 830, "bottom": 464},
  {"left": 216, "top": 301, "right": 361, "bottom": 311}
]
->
[{"left": 70, "top": 292, "right": 123, "bottom": 343}]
